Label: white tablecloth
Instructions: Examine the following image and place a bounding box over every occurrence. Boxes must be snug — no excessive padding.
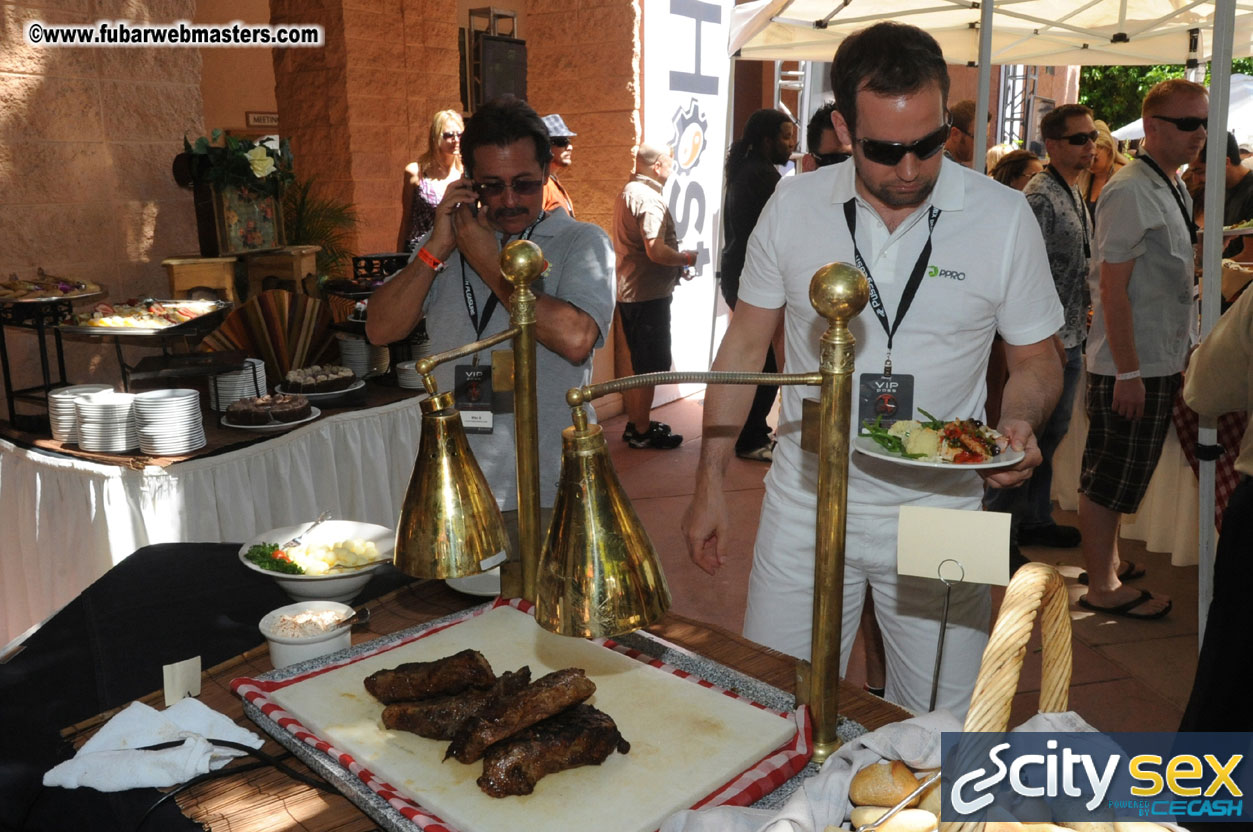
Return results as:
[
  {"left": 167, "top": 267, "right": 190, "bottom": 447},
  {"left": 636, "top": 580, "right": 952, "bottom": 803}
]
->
[
  {"left": 1051, "top": 371, "right": 1204, "bottom": 567},
  {"left": 0, "top": 397, "right": 424, "bottom": 647}
]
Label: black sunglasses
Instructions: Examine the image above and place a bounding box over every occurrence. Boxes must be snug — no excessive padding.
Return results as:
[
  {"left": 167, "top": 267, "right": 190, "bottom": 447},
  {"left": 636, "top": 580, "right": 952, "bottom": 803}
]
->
[
  {"left": 1152, "top": 114, "right": 1208, "bottom": 132},
  {"left": 857, "top": 122, "right": 950, "bottom": 166},
  {"left": 550, "top": 136, "right": 571, "bottom": 148},
  {"left": 1058, "top": 130, "right": 1099, "bottom": 146},
  {"left": 442, "top": 131, "right": 462, "bottom": 140},
  {"left": 473, "top": 178, "right": 545, "bottom": 198},
  {"left": 812, "top": 151, "right": 849, "bottom": 168}
]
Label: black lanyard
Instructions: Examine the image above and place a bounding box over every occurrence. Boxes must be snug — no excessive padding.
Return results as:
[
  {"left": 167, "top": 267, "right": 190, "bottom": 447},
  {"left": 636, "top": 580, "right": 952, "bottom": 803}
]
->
[
  {"left": 459, "top": 211, "right": 547, "bottom": 344},
  {"left": 1136, "top": 154, "right": 1198, "bottom": 244},
  {"left": 1046, "top": 164, "right": 1091, "bottom": 259},
  {"left": 842, "top": 199, "right": 941, "bottom": 375}
]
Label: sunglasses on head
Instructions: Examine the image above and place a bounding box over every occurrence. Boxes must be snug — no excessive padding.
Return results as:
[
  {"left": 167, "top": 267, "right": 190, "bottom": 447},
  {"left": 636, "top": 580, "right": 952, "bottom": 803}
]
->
[
  {"left": 442, "top": 131, "right": 462, "bottom": 140},
  {"left": 1152, "top": 114, "right": 1208, "bottom": 132},
  {"left": 473, "top": 178, "right": 545, "bottom": 198},
  {"left": 1057, "top": 130, "right": 1099, "bottom": 146},
  {"left": 857, "top": 122, "right": 950, "bottom": 166},
  {"left": 550, "top": 136, "right": 571, "bottom": 148}
]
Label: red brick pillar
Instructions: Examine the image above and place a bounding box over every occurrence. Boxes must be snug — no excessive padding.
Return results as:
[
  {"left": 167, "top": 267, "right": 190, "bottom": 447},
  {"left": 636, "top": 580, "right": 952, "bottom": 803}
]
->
[{"left": 270, "top": 0, "right": 461, "bottom": 259}]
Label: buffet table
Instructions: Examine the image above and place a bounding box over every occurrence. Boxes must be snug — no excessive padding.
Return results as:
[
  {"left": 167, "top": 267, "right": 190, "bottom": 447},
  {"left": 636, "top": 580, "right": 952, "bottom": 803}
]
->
[
  {"left": 0, "top": 383, "right": 425, "bottom": 647},
  {"left": 0, "top": 541, "right": 908, "bottom": 832}
]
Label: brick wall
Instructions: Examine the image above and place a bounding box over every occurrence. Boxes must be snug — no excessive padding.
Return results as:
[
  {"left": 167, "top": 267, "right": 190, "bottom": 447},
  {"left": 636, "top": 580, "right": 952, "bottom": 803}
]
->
[
  {"left": 270, "top": 0, "right": 462, "bottom": 257},
  {"left": 0, "top": 0, "right": 203, "bottom": 412}
]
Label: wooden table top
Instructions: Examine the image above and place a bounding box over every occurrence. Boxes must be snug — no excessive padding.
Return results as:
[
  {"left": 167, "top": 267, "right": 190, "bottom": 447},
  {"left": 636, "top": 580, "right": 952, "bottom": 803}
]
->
[{"left": 64, "top": 580, "right": 911, "bottom": 831}]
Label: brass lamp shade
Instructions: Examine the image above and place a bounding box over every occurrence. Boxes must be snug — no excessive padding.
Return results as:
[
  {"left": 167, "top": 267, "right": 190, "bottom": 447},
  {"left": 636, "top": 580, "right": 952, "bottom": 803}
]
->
[
  {"left": 535, "top": 421, "right": 671, "bottom": 638},
  {"left": 394, "top": 392, "right": 509, "bottom": 579}
]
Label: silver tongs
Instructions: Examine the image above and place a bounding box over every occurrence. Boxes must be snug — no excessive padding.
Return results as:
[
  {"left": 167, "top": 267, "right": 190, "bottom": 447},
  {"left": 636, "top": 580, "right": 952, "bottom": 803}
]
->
[
  {"left": 281, "top": 510, "right": 332, "bottom": 549},
  {"left": 853, "top": 770, "right": 941, "bottom": 832}
]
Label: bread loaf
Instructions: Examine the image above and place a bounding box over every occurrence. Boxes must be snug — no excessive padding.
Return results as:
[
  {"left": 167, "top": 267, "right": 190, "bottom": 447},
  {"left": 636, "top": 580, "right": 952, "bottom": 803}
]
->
[
  {"left": 915, "top": 769, "right": 941, "bottom": 816},
  {"left": 848, "top": 807, "right": 938, "bottom": 832},
  {"left": 850, "top": 760, "right": 922, "bottom": 807}
]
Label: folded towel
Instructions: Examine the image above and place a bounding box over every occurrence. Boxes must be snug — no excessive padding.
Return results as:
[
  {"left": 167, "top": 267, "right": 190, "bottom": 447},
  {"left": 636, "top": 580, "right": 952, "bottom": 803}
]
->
[{"left": 44, "top": 698, "right": 263, "bottom": 792}]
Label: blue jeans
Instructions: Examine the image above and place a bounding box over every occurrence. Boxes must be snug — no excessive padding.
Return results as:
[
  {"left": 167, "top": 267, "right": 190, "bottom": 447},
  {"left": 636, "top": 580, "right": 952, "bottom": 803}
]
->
[{"left": 984, "top": 345, "right": 1083, "bottom": 537}]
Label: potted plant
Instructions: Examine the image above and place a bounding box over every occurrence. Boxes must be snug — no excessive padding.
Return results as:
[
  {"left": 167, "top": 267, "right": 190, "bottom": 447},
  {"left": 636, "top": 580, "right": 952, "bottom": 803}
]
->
[{"left": 173, "top": 130, "right": 295, "bottom": 257}]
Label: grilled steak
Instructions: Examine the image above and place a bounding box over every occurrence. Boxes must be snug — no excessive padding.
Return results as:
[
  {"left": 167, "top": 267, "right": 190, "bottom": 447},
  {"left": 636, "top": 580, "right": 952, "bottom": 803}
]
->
[
  {"left": 477, "top": 704, "right": 630, "bottom": 797},
  {"left": 381, "top": 667, "right": 532, "bottom": 739},
  {"left": 445, "top": 667, "right": 596, "bottom": 763},
  {"left": 363, "top": 649, "right": 495, "bottom": 704}
]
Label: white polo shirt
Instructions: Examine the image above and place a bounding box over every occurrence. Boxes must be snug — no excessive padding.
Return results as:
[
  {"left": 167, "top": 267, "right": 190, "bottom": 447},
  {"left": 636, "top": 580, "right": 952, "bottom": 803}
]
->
[{"left": 738, "top": 157, "right": 1063, "bottom": 510}]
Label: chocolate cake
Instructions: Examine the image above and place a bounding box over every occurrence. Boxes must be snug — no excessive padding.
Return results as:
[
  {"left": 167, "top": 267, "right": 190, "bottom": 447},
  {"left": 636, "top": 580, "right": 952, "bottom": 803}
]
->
[
  {"left": 226, "top": 393, "right": 312, "bottom": 425},
  {"left": 284, "top": 364, "right": 356, "bottom": 394}
]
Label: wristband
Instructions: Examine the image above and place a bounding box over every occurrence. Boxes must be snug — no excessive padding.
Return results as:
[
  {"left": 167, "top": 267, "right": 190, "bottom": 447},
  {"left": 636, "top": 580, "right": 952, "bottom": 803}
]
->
[
  {"left": 1115, "top": 369, "right": 1141, "bottom": 381},
  {"left": 683, "top": 251, "right": 696, "bottom": 267},
  {"left": 417, "top": 247, "right": 445, "bottom": 273}
]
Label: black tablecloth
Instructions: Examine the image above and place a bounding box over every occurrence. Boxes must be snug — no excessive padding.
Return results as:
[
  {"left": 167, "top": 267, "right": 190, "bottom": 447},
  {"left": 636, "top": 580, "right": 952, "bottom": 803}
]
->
[{"left": 0, "top": 543, "right": 416, "bottom": 831}]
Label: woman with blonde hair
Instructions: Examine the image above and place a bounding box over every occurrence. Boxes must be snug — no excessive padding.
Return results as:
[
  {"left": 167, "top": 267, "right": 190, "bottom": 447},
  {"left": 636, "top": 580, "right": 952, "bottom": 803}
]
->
[
  {"left": 1076, "top": 120, "right": 1129, "bottom": 215},
  {"left": 398, "top": 109, "right": 464, "bottom": 253}
]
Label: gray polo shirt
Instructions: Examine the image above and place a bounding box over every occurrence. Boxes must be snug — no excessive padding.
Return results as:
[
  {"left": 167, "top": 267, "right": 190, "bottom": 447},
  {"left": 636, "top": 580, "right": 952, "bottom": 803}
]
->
[
  {"left": 1087, "top": 153, "right": 1197, "bottom": 377},
  {"left": 1023, "top": 168, "right": 1092, "bottom": 350},
  {"left": 612, "top": 174, "right": 681, "bottom": 303},
  {"left": 417, "top": 209, "right": 615, "bottom": 509}
]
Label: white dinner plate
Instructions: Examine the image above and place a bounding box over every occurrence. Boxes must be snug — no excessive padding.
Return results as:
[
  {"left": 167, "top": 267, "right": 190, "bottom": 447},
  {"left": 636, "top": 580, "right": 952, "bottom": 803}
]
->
[
  {"left": 852, "top": 435, "right": 1026, "bottom": 470},
  {"left": 445, "top": 565, "right": 502, "bottom": 597},
  {"left": 220, "top": 406, "right": 322, "bottom": 432},
  {"left": 274, "top": 379, "right": 365, "bottom": 403},
  {"left": 1220, "top": 225, "right": 1253, "bottom": 236}
]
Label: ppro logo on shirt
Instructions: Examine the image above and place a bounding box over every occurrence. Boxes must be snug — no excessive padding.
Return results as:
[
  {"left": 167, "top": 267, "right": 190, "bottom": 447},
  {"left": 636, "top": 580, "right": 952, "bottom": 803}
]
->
[{"left": 927, "top": 264, "right": 966, "bottom": 280}]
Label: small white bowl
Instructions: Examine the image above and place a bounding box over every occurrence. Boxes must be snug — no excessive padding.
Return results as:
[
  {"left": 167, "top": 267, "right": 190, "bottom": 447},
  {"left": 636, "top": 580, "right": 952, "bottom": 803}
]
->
[{"left": 259, "top": 600, "right": 354, "bottom": 669}]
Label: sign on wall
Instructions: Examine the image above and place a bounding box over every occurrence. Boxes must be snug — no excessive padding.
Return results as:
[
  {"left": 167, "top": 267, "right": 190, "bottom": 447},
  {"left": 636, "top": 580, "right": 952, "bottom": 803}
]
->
[{"left": 642, "top": 0, "right": 731, "bottom": 379}]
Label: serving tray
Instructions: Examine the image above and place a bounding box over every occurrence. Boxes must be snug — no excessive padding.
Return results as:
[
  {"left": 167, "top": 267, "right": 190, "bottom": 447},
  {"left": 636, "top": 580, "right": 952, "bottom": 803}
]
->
[
  {"left": 58, "top": 299, "right": 232, "bottom": 337},
  {"left": 233, "top": 599, "right": 814, "bottom": 832}
]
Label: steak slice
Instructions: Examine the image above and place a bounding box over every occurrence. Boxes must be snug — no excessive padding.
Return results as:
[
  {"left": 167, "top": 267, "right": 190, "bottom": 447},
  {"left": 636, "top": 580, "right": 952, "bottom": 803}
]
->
[
  {"left": 381, "top": 667, "right": 532, "bottom": 739},
  {"left": 445, "top": 667, "right": 596, "bottom": 763},
  {"left": 477, "top": 704, "right": 630, "bottom": 797},
  {"left": 364, "top": 649, "right": 495, "bottom": 704}
]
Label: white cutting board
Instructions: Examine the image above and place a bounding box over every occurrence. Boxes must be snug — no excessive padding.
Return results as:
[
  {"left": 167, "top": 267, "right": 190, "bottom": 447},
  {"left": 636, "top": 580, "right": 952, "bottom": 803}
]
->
[{"left": 270, "top": 605, "right": 796, "bottom": 832}]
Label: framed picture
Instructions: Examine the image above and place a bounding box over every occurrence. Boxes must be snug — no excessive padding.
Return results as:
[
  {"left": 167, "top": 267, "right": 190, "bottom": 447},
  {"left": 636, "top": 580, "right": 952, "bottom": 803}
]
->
[{"left": 211, "top": 184, "right": 285, "bottom": 256}]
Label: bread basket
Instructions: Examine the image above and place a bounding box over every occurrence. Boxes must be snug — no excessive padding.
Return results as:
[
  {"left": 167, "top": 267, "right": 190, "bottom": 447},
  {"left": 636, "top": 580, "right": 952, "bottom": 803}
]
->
[{"left": 939, "top": 561, "right": 1074, "bottom": 832}]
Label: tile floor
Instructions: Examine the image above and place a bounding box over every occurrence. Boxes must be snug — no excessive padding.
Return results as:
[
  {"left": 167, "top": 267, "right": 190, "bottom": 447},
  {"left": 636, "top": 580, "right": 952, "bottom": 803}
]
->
[{"left": 601, "top": 393, "right": 1200, "bottom": 732}]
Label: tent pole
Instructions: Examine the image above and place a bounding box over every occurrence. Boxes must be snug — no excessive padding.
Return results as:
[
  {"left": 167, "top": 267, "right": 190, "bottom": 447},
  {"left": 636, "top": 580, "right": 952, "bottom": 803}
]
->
[
  {"left": 973, "top": 0, "right": 995, "bottom": 172},
  {"left": 1197, "top": 0, "right": 1236, "bottom": 646}
]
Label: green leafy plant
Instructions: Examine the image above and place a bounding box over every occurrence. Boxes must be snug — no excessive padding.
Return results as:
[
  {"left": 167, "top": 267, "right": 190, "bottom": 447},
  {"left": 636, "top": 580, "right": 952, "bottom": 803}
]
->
[
  {"left": 182, "top": 128, "right": 294, "bottom": 199},
  {"left": 1079, "top": 59, "right": 1253, "bottom": 131},
  {"left": 282, "top": 177, "right": 359, "bottom": 278}
]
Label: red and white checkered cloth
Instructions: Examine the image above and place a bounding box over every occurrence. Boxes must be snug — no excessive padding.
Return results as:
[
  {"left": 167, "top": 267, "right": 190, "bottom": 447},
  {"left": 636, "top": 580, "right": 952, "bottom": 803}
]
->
[
  {"left": 1172, "top": 392, "right": 1248, "bottom": 532},
  {"left": 232, "top": 597, "right": 812, "bottom": 831}
]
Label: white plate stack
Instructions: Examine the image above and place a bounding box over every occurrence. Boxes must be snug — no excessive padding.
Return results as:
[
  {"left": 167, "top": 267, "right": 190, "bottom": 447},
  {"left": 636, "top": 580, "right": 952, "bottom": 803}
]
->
[
  {"left": 75, "top": 392, "right": 139, "bottom": 453},
  {"left": 337, "top": 333, "right": 390, "bottom": 379},
  {"left": 134, "top": 389, "right": 206, "bottom": 456},
  {"left": 394, "top": 360, "right": 423, "bottom": 389},
  {"left": 48, "top": 385, "right": 112, "bottom": 443},
  {"left": 208, "top": 358, "right": 267, "bottom": 412}
]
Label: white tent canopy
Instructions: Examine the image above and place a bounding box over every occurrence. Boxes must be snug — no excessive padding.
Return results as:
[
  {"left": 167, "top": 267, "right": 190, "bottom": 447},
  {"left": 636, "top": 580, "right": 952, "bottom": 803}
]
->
[
  {"left": 731, "top": 0, "right": 1253, "bottom": 66},
  {"left": 726, "top": 0, "right": 1244, "bottom": 643}
]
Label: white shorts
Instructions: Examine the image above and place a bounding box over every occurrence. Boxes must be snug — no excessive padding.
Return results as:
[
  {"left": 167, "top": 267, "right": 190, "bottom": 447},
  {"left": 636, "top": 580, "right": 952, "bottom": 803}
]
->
[{"left": 743, "top": 484, "right": 990, "bottom": 716}]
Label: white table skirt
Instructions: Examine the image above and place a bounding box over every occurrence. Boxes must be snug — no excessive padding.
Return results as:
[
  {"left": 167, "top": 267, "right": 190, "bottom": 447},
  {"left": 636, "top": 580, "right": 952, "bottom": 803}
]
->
[
  {"left": 0, "top": 397, "right": 424, "bottom": 647},
  {"left": 1051, "top": 371, "right": 1204, "bottom": 567}
]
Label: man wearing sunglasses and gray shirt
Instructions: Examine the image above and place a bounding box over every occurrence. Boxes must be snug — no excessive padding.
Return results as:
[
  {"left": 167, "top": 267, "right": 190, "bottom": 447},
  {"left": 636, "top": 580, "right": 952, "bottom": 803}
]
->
[
  {"left": 369, "top": 97, "right": 615, "bottom": 577},
  {"left": 682, "top": 22, "right": 1062, "bottom": 715}
]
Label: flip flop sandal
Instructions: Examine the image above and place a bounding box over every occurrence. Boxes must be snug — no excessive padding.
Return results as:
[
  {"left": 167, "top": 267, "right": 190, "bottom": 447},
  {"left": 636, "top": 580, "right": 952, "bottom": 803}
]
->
[
  {"left": 1077, "top": 588, "right": 1172, "bottom": 620},
  {"left": 1077, "top": 560, "right": 1146, "bottom": 585}
]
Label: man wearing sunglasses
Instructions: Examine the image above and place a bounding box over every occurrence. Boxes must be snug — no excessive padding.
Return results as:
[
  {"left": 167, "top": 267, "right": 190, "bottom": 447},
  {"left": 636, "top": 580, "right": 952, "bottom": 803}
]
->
[
  {"left": 369, "top": 97, "right": 615, "bottom": 576},
  {"left": 541, "top": 114, "right": 576, "bottom": 218},
  {"left": 986, "top": 103, "right": 1096, "bottom": 568},
  {"left": 683, "top": 21, "right": 1063, "bottom": 715},
  {"left": 1078, "top": 79, "right": 1209, "bottom": 622}
]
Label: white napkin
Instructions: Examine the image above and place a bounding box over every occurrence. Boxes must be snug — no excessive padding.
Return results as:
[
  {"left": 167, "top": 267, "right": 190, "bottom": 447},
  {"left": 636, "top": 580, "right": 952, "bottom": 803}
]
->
[
  {"left": 661, "top": 710, "right": 1190, "bottom": 832},
  {"left": 44, "top": 698, "right": 263, "bottom": 792}
]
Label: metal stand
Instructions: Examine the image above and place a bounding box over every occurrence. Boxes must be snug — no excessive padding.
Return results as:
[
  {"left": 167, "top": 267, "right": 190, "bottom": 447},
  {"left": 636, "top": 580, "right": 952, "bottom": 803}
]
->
[
  {"left": 929, "top": 558, "right": 967, "bottom": 713},
  {"left": 0, "top": 299, "right": 73, "bottom": 430}
]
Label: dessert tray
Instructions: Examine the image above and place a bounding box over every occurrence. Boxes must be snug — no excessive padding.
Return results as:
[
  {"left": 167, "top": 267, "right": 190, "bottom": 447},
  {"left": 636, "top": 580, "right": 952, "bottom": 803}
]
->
[
  {"left": 220, "top": 406, "right": 321, "bottom": 432},
  {"left": 274, "top": 378, "right": 366, "bottom": 403},
  {"left": 232, "top": 600, "right": 815, "bottom": 832}
]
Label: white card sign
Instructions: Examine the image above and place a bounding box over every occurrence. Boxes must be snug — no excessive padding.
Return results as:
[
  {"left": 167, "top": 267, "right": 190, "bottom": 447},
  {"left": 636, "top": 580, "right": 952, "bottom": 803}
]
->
[{"left": 897, "top": 505, "right": 1010, "bottom": 587}]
